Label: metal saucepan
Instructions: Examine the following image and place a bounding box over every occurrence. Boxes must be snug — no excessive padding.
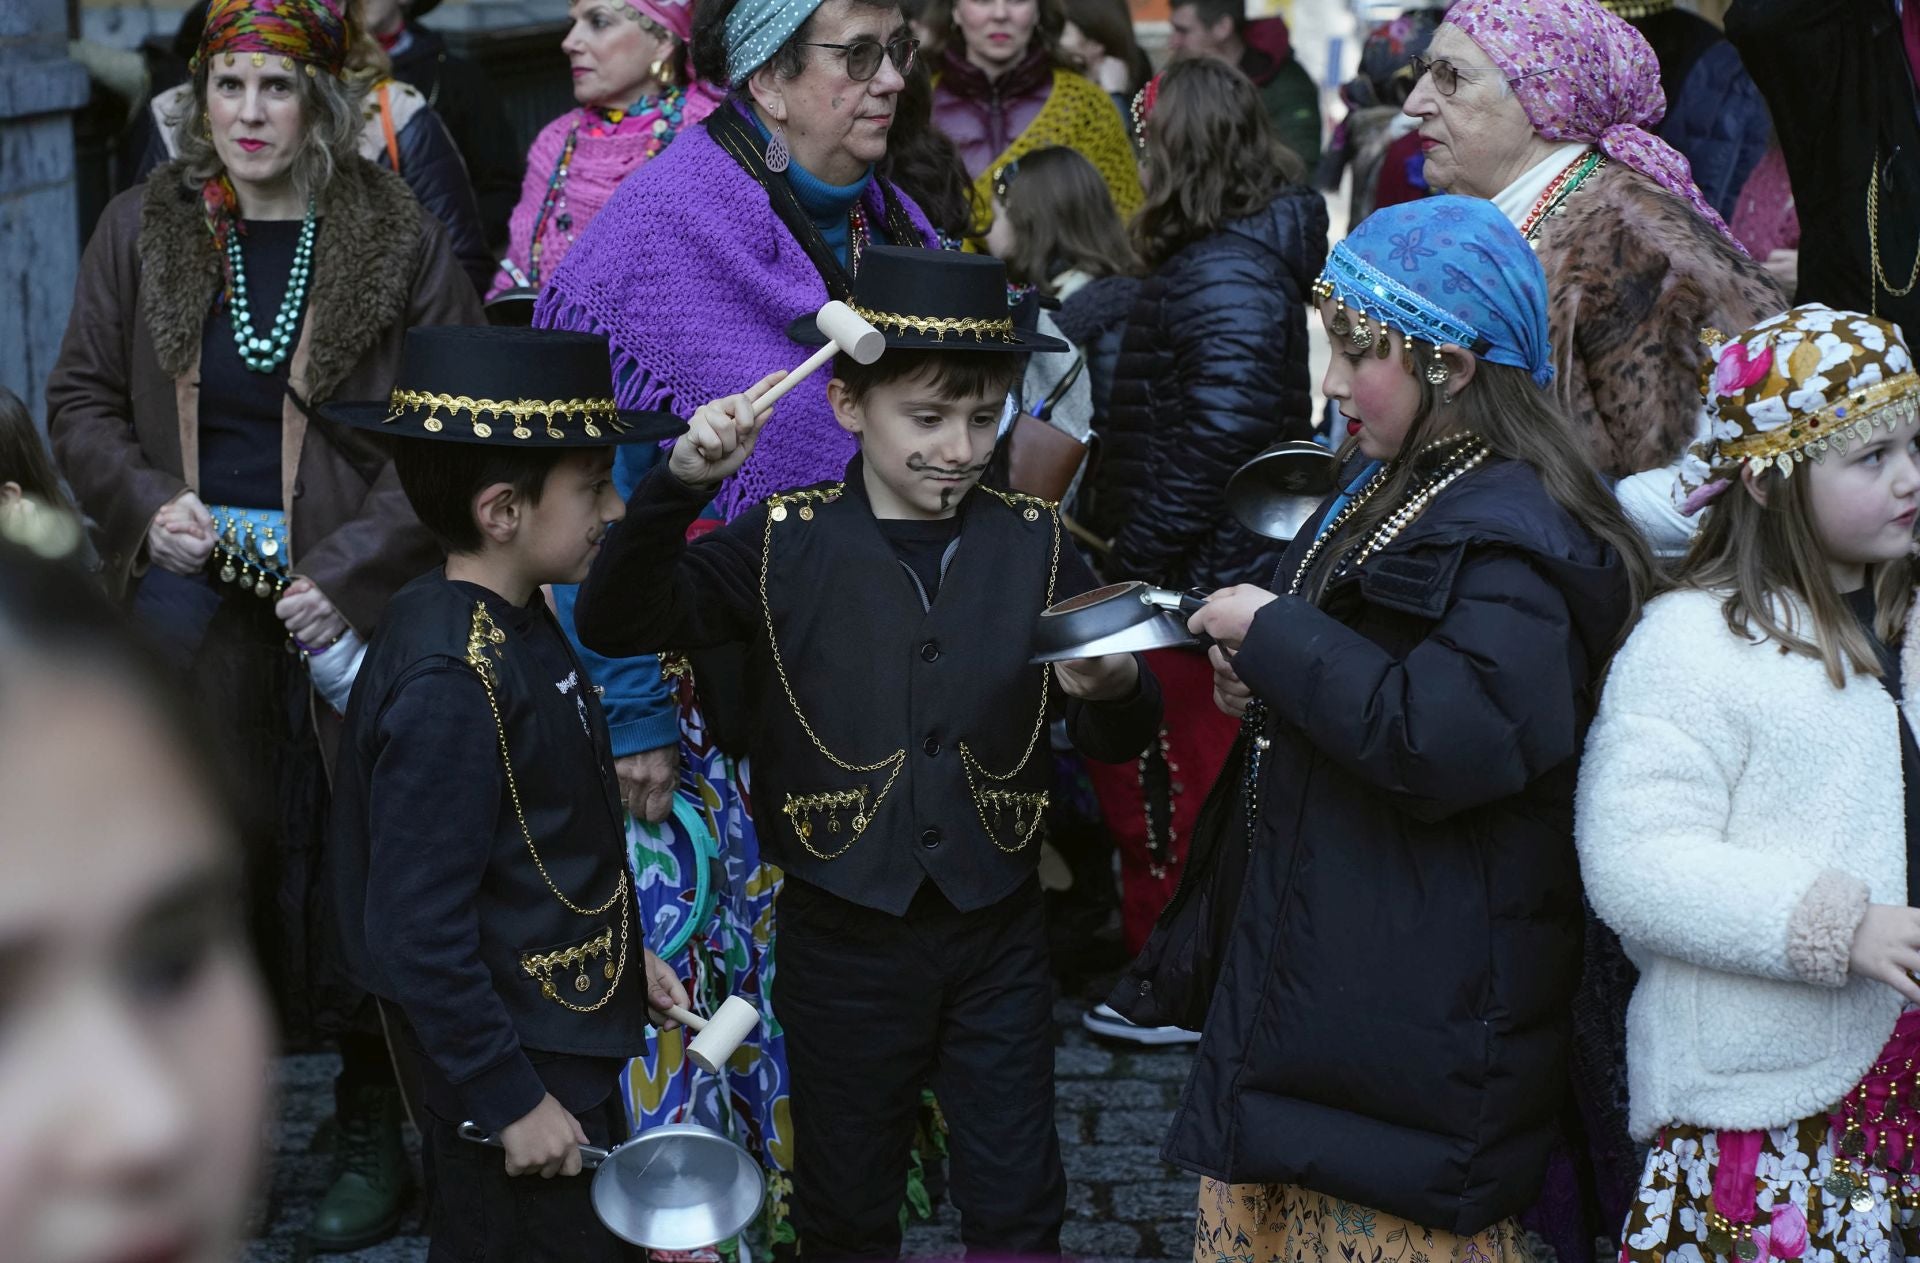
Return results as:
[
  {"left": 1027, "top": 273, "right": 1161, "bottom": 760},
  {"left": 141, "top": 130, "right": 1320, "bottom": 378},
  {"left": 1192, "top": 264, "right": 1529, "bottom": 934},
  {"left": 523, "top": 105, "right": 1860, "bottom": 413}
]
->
[
  {"left": 1225, "top": 440, "right": 1339, "bottom": 542},
  {"left": 458, "top": 1116, "right": 765, "bottom": 1250},
  {"left": 1031, "top": 581, "right": 1206, "bottom": 663},
  {"left": 458, "top": 995, "right": 767, "bottom": 1249}
]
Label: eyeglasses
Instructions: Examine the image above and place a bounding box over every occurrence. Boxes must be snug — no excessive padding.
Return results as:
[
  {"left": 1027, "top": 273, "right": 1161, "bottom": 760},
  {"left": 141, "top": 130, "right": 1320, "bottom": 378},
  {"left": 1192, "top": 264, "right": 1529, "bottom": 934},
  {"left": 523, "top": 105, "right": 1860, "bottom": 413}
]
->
[
  {"left": 802, "top": 34, "right": 919, "bottom": 82},
  {"left": 1408, "top": 53, "right": 1554, "bottom": 97}
]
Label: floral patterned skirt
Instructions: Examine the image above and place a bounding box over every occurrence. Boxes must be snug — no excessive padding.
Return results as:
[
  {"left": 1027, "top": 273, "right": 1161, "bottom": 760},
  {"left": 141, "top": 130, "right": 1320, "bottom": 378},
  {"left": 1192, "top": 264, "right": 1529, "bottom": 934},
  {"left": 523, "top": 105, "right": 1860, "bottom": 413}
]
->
[
  {"left": 1194, "top": 1179, "right": 1531, "bottom": 1263},
  {"left": 1621, "top": 1119, "right": 1920, "bottom": 1263}
]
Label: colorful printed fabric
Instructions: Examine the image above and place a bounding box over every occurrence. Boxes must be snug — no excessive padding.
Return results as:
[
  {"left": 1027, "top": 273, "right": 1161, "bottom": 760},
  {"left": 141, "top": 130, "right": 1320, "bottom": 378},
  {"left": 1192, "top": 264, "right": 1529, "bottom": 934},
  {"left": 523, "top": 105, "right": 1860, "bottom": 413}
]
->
[
  {"left": 1621, "top": 1119, "right": 1920, "bottom": 1263},
  {"left": 192, "top": 0, "right": 347, "bottom": 76},
  {"left": 619, "top": 682, "right": 794, "bottom": 1259},
  {"left": 1314, "top": 195, "right": 1555, "bottom": 386},
  {"left": 1677, "top": 304, "right": 1920, "bottom": 512},
  {"left": 1193, "top": 1178, "right": 1532, "bottom": 1263},
  {"left": 1444, "top": 0, "right": 1740, "bottom": 249}
]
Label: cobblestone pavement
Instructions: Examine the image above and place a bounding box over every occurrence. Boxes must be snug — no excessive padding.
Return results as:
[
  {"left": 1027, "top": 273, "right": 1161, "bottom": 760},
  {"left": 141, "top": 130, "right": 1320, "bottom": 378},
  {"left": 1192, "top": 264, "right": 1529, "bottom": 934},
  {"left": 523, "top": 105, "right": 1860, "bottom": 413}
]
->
[{"left": 241, "top": 975, "right": 1199, "bottom": 1263}]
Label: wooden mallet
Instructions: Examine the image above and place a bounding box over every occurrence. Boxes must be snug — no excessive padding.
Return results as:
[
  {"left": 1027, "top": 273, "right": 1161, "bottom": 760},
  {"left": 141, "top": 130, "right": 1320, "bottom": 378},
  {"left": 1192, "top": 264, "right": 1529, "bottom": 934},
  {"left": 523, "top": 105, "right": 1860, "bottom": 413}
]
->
[
  {"left": 751, "top": 300, "right": 886, "bottom": 416},
  {"left": 661, "top": 995, "right": 764, "bottom": 1074}
]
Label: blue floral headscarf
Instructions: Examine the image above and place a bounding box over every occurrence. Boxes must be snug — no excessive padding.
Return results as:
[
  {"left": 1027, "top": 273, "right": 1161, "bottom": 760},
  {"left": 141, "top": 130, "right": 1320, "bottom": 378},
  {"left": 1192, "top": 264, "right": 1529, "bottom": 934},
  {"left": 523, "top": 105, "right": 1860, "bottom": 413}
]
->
[{"left": 1312, "top": 196, "right": 1555, "bottom": 388}]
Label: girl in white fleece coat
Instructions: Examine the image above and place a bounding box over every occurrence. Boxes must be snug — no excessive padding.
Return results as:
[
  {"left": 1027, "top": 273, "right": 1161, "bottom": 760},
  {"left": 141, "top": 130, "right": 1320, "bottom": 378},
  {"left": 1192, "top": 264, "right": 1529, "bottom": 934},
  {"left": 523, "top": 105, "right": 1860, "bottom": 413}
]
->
[{"left": 1578, "top": 305, "right": 1920, "bottom": 1263}]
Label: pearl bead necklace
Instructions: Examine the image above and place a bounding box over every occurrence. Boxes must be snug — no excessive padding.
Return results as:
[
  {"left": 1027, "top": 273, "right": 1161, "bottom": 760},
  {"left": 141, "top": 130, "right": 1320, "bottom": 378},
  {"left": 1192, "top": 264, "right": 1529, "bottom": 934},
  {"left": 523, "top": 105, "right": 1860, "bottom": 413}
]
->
[{"left": 226, "top": 198, "right": 317, "bottom": 374}]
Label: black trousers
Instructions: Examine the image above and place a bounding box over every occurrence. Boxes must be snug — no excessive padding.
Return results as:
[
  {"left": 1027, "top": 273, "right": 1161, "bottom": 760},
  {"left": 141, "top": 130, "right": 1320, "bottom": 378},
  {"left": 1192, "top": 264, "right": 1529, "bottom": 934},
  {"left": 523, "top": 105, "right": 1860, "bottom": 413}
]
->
[
  {"left": 419, "top": 1092, "right": 638, "bottom": 1263},
  {"left": 774, "top": 876, "right": 1066, "bottom": 1261}
]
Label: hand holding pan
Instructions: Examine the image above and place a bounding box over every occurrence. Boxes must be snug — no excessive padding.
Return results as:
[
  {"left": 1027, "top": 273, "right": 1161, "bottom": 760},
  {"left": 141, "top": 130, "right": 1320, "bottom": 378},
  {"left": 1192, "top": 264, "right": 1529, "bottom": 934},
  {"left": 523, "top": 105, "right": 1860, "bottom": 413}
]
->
[
  {"left": 457, "top": 995, "right": 767, "bottom": 1250},
  {"left": 1031, "top": 581, "right": 1207, "bottom": 664},
  {"left": 751, "top": 301, "right": 886, "bottom": 416}
]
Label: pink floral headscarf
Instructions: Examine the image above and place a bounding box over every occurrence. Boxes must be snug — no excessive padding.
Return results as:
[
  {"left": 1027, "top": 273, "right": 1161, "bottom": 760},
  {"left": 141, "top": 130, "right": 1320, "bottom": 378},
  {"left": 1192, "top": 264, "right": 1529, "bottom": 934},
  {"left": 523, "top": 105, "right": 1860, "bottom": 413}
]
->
[{"left": 1445, "top": 0, "right": 1744, "bottom": 252}]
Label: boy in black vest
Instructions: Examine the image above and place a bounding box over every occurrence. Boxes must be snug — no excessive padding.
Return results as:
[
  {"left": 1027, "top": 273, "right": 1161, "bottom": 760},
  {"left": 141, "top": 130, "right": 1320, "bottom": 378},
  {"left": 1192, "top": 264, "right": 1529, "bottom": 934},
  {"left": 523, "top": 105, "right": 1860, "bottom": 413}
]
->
[
  {"left": 574, "top": 247, "right": 1164, "bottom": 1260},
  {"left": 323, "top": 326, "right": 693, "bottom": 1262}
]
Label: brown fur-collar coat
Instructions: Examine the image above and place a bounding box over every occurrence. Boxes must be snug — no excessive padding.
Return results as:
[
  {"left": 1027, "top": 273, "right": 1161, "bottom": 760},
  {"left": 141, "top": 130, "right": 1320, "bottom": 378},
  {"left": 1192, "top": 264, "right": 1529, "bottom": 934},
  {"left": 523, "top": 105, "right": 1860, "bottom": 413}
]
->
[
  {"left": 46, "top": 156, "right": 482, "bottom": 630},
  {"left": 1534, "top": 162, "right": 1786, "bottom": 479}
]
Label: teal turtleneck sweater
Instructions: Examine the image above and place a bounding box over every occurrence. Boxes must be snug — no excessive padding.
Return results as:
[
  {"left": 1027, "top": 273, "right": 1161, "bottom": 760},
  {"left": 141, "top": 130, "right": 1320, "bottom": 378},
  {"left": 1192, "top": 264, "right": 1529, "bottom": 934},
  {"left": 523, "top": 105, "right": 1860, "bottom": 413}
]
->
[{"left": 748, "top": 112, "right": 883, "bottom": 266}]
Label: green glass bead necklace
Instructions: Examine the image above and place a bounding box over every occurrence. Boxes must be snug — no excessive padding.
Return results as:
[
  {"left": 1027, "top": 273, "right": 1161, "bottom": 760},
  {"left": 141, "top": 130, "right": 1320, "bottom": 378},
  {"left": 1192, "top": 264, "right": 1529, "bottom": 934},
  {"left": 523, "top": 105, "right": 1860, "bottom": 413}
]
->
[{"left": 226, "top": 198, "right": 317, "bottom": 373}]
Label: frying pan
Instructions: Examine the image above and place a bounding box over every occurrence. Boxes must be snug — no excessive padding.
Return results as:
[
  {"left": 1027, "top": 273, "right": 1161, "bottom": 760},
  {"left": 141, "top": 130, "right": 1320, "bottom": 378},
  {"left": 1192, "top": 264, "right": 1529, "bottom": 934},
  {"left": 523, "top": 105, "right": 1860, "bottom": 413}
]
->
[
  {"left": 1030, "top": 581, "right": 1206, "bottom": 663},
  {"left": 1224, "top": 440, "right": 1338, "bottom": 542},
  {"left": 459, "top": 996, "right": 767, "bottom": 1250}
]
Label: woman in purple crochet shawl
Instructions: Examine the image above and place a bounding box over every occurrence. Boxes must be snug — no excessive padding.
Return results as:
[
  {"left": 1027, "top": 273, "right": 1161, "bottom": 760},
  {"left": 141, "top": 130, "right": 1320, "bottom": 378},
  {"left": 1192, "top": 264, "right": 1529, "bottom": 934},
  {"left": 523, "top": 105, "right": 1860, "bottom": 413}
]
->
[{"left": 535, "top": 0, "right": 934, "bottom": 520}]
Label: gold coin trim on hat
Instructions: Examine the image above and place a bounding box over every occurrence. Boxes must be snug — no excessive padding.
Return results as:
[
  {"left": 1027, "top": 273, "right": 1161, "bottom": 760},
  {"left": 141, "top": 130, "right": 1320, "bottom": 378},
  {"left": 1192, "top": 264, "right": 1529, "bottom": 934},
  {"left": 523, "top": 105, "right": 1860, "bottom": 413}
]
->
[
  {"left": 850, "top": 303, "right": 1018, "bottom": 344},
  {"left": 1719, "top": 372, "right": 1920, "bottom": 472},
  {"left": 1598, "top": 0, "right": 1676, "bottom": 18},
  {"left": 384, "top": 389, "right": 628, "bottom": 440}
]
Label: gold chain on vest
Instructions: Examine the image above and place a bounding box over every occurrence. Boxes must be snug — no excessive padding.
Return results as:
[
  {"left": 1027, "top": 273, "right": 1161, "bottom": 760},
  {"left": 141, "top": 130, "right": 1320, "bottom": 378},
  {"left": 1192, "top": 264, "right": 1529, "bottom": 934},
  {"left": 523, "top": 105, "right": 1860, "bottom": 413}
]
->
[
  {"left": 1870, "top": 148, "right": 1920, "bottom": 315},
  {"left": 758, "top": 486, "right": 1061, "bottom": 858},
  {"left": 956, "top": 488, "right": 1059, "bottom": 853},
  {"left": 466, "top": 602, "right": 631, "bottom": 1012},
  {"left": 759, "top": 486, "right": 908, "bottom": 859}
]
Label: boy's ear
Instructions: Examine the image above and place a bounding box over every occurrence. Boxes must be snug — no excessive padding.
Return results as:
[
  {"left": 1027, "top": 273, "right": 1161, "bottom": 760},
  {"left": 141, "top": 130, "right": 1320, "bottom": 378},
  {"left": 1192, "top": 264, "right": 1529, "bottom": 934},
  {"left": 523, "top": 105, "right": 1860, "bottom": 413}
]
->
[
  {"left": 0, "top": 480, "right": 21, "bottom": 507},
  {"left": 827, "top": 378, "right": 864, "bottom": 438},
  {"left": 470, "top": 481, "right": 521, "bottom": 545}
]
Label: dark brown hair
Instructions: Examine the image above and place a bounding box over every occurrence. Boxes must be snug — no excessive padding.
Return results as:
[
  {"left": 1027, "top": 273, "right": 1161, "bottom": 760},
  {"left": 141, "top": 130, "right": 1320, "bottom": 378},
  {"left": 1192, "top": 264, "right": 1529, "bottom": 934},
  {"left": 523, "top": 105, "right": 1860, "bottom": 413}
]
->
[
  {"left": 1061, "top": 0, "right": 1145, "bottom": 90},
  {"left": 1677, "top": 460, "right": 1914, "bottom": 688},
  {"left": 392, "top": 440, "right": 577, "bottom": 555},
  {"left": 833, "top": 347, "right": 1024, "bottom": 406},
  {"left": 0, "top": 389, "right": 76, "bottom": 515},
  {"left": 1131, "top": 55, "right": 1304, "bottom": 268},
  {"left": 995, "top": 146, "right": 1137, "bottom": 292},
  {"left": 1300, "top": 343, "right": 1656, "bottom": 649},
  {"left": 883, "top": 60, "right": 980, "bottom": 241}
]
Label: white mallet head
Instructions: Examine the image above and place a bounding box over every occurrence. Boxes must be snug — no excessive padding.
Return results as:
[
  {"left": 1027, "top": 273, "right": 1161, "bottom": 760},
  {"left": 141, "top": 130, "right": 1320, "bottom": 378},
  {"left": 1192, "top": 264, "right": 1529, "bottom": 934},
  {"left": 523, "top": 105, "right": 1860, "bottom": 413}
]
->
[
  {"left": 817, "top": 300, "right": 885, "bottom": 364},
  {"left": 684, "top": 995, "right": 763, "bottom": 1074}
]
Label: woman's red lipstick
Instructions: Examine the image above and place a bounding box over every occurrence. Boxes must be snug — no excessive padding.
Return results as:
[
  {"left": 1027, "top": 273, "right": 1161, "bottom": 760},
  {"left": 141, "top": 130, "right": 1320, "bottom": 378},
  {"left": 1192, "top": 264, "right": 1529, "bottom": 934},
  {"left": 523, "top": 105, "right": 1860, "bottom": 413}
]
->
[{"left": 235, "top": 138, "right": 267, "bottom": 152}]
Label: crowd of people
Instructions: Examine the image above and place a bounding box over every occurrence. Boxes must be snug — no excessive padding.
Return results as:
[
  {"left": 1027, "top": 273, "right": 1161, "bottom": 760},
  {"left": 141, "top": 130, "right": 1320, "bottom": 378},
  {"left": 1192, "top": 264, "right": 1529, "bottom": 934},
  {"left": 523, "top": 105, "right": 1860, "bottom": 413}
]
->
[{"left": 10, "top": 0, "right": 1920, "bottom": 1261}]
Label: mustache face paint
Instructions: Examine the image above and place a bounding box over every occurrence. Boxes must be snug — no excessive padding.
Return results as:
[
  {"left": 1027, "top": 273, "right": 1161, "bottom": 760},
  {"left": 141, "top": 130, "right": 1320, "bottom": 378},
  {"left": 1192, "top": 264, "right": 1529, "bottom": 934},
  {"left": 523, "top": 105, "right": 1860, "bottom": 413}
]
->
[
  {"left": 905, "top": 452, "right": 993, "bottom": 478},
  {"left": 905, "top": 451, "right": 992, "bottom": 510}
]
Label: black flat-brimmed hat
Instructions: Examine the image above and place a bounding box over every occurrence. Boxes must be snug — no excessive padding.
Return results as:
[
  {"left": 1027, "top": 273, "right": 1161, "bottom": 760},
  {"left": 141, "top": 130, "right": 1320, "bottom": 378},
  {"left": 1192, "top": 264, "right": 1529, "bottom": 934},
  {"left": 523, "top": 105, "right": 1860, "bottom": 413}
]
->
[
  {"left": 786, "top": 245, "right": 1067, "bottom": 354},
  {"left": 320, "top": 326, "right": 684, "bottom": 446}
]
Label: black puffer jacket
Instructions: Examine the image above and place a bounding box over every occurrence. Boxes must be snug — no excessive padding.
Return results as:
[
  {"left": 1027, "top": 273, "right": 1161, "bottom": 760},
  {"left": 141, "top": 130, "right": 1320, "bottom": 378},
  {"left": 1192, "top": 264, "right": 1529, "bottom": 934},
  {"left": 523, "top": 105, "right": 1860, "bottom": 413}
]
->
[
  {"left": 1120, "top": 458, "right": 1633, "bottom": 1234},
  {"left": 1092, "top": 185, "right": 1328, "bottom": 590},
  {"left": 1053, "top": 273, "right": 1139, "bottom": 440}
]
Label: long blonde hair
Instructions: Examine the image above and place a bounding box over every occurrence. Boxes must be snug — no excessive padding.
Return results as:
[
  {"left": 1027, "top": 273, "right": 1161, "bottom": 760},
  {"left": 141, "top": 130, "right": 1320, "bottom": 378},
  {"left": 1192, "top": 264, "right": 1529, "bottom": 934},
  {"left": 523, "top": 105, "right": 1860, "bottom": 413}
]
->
[{"left": 1678, "top": 466, "right": 1914, "bottom": 688}]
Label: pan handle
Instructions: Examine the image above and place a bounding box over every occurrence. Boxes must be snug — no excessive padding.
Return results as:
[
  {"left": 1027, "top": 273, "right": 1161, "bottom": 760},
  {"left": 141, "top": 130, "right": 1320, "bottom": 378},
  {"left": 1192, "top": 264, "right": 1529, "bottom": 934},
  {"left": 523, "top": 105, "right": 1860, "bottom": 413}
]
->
[
  {"left": 1139, "top": 588, "right": 1209, "bottom": 620},
  {"left": 458, "top": 1121, "right": 613, "bottom": 1169}
]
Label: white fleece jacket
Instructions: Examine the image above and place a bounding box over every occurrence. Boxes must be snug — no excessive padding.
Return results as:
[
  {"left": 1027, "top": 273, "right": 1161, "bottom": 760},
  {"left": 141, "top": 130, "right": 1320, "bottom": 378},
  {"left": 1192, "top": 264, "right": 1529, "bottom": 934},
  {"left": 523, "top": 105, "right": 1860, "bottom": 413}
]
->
[{"left": 1576, "top": 586, "right": 1917, "bottom": 1142}]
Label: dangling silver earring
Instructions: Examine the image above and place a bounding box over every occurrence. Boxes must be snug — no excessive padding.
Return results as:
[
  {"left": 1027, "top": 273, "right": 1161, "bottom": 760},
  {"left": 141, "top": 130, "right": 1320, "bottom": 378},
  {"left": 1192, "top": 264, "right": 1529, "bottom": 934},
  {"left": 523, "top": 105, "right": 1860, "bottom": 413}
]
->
[{"left": 764, "top": 127, "right": 790, "bottom": 173}]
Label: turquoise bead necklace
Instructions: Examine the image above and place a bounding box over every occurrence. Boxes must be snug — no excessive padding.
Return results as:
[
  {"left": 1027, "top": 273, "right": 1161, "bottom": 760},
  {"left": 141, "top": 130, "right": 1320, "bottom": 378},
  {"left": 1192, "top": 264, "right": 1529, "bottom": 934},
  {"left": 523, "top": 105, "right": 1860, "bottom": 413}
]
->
[{"left": 226, "top": 198, "right": 317, "bottom": 373}]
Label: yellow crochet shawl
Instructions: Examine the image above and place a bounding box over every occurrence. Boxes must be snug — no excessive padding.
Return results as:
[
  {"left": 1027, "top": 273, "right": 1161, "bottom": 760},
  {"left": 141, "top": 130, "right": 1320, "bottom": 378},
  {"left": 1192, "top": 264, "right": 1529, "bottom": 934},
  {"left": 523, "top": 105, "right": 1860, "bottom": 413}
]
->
[{"left": 968, "top": 69, "right": 1143, "bottom": 236}]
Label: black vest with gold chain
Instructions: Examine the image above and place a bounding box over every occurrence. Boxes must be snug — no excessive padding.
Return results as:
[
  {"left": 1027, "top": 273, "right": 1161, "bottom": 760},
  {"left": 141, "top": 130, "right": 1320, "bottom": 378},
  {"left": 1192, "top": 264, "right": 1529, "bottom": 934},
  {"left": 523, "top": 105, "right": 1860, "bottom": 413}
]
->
[{"left": 748, "top": 476, "right": 1061, "bottom": 916}]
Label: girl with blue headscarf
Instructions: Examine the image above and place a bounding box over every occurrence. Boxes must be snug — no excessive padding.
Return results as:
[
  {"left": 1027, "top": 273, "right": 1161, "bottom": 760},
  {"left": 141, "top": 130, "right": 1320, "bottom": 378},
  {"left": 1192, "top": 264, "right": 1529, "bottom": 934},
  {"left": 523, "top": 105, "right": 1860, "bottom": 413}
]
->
[{"left": 1115, "top": 196, "right": 1655, "bottom": 1257}]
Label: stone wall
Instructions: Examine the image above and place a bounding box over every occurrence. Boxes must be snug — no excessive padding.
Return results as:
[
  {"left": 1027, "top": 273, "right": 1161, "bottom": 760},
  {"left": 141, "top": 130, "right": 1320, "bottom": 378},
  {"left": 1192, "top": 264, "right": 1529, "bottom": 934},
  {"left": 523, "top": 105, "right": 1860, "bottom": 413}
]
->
[{"left": 0, "top": 0, "right": 89, "bottom": 428}]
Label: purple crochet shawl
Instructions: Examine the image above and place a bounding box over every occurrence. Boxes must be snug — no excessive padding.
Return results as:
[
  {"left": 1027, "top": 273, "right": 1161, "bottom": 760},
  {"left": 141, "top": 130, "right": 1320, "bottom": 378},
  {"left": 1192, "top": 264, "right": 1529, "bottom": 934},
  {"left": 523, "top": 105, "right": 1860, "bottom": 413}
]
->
[{"left": 534, "top": 107, "right": 934, "bottom": 520}]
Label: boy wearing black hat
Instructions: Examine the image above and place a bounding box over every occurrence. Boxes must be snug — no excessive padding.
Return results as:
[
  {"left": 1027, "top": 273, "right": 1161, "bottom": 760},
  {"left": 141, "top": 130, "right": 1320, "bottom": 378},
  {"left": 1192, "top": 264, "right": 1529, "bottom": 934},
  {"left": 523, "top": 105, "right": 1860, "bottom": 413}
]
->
[
  {"left": 574, "top": 248, "right": 1164, "bottom": 1260},
  {"left": 324, "top": 326, "right": 695, "bottom": 1261}
]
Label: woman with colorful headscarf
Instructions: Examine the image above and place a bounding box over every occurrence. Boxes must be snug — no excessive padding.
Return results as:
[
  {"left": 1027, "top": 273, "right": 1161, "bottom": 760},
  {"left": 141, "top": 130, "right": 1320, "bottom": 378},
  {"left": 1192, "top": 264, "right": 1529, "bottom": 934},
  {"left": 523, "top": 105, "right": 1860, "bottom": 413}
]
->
[
  {"left": 489, "top": 0, "right": 723, "bottom": 299},
  {"left": 45, "top": 0, "right": 479, "bottom": 1247},
  {"left": 1401, "top": 0, "right": 1783, "bottom": 487},
  {"left": 930, "top": 0, "right": 1141, "bottom": 239},
  {"left": 1115, "top": 195, "right": 1653, "bottom": 1257}
]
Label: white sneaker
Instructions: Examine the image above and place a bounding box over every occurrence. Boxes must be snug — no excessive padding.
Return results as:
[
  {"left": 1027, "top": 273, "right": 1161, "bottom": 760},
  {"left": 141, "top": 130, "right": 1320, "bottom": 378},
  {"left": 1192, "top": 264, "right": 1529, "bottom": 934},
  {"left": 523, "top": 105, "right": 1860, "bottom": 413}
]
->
[{"left": 1080, "top": 1002, "right": 1202, "bottom": 1046}]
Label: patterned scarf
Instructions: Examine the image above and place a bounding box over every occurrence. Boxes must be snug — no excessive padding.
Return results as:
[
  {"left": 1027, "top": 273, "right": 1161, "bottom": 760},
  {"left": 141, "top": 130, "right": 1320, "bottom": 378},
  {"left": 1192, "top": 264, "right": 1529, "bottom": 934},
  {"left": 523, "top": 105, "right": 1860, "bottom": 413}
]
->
[
  {"left": 1315, "top": 196, "right": 1555, "bottom": 387},
  {"left": 1445, "top": 0, "right": 1742, "bottom": 251}
]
